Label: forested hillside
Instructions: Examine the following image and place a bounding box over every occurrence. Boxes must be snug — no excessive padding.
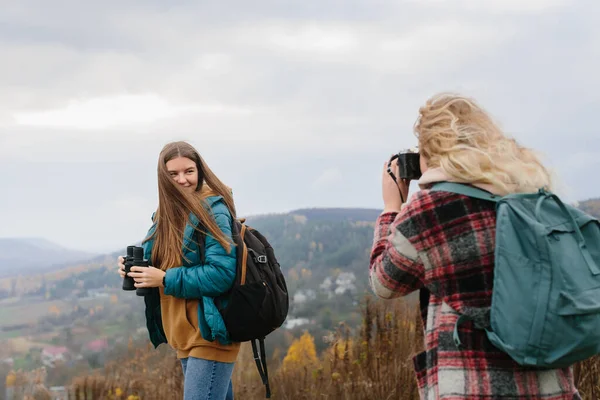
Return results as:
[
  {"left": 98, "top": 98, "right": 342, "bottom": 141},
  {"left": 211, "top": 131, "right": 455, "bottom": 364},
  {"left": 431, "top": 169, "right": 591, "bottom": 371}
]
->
[
  {"left": 578, "top": 198, "right": 600, "bottom": 218},
  {"left": 4, "top": 202, "right": 600, "bottom": 399},
  {"left": 0, "top": 207, "right": 385, "bottom": 396}
]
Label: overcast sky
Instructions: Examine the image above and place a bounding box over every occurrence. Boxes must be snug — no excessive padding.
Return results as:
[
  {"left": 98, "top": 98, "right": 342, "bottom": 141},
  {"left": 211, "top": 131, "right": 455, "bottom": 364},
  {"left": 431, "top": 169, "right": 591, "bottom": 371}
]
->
[{"left": 1, "top": 0, "right": 599, "bottom": 253}]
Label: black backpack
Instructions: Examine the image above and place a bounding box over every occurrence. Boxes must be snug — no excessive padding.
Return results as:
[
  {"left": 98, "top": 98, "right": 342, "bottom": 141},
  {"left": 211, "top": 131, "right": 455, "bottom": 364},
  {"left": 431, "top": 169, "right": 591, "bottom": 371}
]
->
[{"left": 196, "top": 218, "right": 289, "bottom": 398}]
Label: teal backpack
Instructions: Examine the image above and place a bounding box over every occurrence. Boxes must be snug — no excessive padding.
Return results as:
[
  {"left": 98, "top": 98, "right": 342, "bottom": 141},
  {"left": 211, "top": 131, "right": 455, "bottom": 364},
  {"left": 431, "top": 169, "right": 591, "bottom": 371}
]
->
[{"left": 430, "top": 182, "right": 600, "bottom": 369}]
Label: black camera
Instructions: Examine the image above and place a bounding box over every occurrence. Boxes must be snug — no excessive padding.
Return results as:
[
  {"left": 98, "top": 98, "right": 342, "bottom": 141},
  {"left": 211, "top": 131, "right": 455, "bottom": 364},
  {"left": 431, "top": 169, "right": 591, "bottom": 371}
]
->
[
  {"left": 389, "top": 148, "right": 422, "bottom": 181},
  {"left": 121, "top": 245, "right": 152, "bottom": 296}
]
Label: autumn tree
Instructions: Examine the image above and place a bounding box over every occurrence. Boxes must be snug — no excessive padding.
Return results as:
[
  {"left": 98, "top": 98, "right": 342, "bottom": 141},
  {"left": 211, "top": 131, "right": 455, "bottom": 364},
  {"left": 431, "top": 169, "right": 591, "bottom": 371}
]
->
[{"left": 282, "top": 331, "right": 318, "bottom": 371}]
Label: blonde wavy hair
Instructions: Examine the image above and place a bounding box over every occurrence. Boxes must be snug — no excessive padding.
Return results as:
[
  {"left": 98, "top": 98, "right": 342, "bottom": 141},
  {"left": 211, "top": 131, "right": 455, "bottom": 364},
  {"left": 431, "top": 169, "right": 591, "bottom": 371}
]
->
[{"left": 414, "top": 93, "right": 552, "bottom": 195}]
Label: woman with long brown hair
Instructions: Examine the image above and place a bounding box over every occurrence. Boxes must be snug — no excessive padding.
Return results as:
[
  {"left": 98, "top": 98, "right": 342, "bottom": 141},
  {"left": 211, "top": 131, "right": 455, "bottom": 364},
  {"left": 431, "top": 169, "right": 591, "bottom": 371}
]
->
[
  {"left": 370, "top": 94, "right": 580, "bottom": 399},
  {"left": 118, "top": 141, "right": 239, "bottom": 400}
]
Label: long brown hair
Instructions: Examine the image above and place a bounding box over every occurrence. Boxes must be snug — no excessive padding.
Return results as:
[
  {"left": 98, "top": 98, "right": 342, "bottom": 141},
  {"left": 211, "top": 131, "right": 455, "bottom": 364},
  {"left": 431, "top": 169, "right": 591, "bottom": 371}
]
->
[{"left": 144, "top": 141, "right": 236, "bottom": 271}]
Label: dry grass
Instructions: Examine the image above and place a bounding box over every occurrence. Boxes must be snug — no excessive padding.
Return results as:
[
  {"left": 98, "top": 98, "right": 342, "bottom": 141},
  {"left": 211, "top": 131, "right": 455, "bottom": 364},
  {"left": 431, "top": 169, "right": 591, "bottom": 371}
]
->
[
  {"left": 9, "top": 296, "right": 600, "bottom": 399},
  {"left": 574, "top": 357, "right": 600, "bottom": 399},
  {"left": 67, "top": 342, "right": 183, "bottom": 400},
  {"left": 5, "top": 368, "right": 53, "bottom": 400},
  {"left": 65, "top": 297, "right": 422, "bottom": 399},
  {"left": 243, "top": 297, "right": 423, "bottom": 400}
]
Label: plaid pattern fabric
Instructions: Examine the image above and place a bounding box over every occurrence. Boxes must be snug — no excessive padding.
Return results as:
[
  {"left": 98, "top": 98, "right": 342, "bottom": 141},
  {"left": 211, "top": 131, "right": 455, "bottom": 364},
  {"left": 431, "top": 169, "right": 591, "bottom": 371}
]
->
[{"left": 369, "top": 189, "right": 581, "bottom": 400}]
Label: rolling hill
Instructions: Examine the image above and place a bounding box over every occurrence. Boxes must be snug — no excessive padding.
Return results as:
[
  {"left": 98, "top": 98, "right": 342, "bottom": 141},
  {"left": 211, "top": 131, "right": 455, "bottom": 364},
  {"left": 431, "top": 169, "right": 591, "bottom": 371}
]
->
[
  {"left": 578, "top": 198, "right": 600, "bottom": 219},
  {"left": 2, "top": 202, "right": 599, "bottom": 391},
  {"left": 0, "top": 207, "right": 384, "bottom": 383},
  {"left": 0, "top": 238, "right": 97, "bottom": 278}
]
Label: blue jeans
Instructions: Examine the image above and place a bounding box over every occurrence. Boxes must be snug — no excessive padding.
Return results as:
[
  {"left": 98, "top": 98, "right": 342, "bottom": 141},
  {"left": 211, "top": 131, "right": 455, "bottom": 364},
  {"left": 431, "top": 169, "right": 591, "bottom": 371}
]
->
[{"left": 180, "top": 357, "right": 235, "bottom": 400}]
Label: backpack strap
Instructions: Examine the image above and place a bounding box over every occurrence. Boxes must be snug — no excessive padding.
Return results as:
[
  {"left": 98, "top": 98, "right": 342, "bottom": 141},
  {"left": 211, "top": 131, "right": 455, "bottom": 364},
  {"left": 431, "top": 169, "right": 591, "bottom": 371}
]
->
[
  {"left": 251, "top": 338, "right": 271, "bottom": 398},
  {"left": 537, "top": 191, "right": 600, "bottom": 275},
  {"left": 430, "top": 182, "right": 501, "bottom": 203},
  {"left": 452, "top": 314, "right": 473, "bottom": 347},
  {"left": 431, "top": 182, "right": 500, "bottom": 348}
]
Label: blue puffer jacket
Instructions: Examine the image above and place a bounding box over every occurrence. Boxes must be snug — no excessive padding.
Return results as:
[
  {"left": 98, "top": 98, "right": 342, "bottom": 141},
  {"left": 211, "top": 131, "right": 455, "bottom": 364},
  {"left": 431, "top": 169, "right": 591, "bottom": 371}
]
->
[{"left": 141, "top": 195, "right": 236, "bottom": 347}]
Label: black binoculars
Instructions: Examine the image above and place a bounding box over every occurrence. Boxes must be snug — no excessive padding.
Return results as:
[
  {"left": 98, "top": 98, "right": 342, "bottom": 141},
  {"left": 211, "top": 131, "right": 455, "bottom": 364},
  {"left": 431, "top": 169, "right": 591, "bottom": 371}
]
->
[{"left": 122, "top": 245, "right": 152, "bottom": 296}]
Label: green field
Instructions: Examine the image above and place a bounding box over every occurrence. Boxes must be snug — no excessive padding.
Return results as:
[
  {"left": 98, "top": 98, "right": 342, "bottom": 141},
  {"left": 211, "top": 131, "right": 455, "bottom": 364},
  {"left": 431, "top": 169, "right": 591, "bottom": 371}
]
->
[
  {"left": 0, "top": 328, "right": 29, "bottom": 340},
  {"left": 0, "top": 296, "right": 115, "bottom": 328},
  {"left": 0, "top": 299, "right": 70, "bottom": 327},
  {"left": 100, "top": 323, "right": 126, "bottom": 336}
]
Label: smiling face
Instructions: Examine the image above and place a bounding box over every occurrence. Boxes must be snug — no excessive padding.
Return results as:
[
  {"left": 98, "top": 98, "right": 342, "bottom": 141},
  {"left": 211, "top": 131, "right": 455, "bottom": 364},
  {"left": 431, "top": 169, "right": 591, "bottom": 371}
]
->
[{"left": 166, "top": 156, "right": 198, "bottom": 194}]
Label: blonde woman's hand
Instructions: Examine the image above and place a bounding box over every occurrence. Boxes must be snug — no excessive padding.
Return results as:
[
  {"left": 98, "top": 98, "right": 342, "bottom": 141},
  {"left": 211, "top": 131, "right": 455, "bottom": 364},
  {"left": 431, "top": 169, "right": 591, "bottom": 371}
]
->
[
  {"left": 128, "top": 266, "right": 166, "bottom": 288},
  {"left": 117, "top": 256, "right": 126, "bottom": 278},
  {"left": 382, "top": 160, "right": 410, "bottom": 213}
]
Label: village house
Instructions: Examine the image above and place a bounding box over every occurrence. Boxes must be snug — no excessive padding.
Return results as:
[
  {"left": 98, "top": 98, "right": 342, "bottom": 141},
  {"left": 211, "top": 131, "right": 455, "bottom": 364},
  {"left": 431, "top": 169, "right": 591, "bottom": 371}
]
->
[
  {"left": 41, "top": 346, "right": 69, "bottom": 367},
  {"left": 83, "top": 338, "right": 109, "bottom": 353}
]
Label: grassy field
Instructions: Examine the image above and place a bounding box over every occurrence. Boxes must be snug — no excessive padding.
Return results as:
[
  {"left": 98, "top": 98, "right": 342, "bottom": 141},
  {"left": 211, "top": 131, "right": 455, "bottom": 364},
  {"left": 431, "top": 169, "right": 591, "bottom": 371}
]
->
[
  {"left": 0, "top": 294, "right": 125, "bottom": 359},
  {"left": 0, "top": 329, "right": 30, "bottom": 340},
  {"left": 0, "top": 298, "right": 71, "bottom": 327},
  {"left": 99, "top": 323, "right": 128, "bottom": 337},
  {"left": 0, "top": 294, "right": 118, "bottom": 328},
  {"left": 5, "top": 337, "right": 49, "bottom": 353}
]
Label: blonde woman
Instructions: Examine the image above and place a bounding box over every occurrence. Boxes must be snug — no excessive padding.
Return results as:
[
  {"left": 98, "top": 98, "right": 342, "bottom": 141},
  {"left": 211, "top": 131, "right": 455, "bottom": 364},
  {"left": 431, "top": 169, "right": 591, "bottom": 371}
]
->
[
  {"left": 118, "top": 141, "right": 239, "bottom": 400},
  {"left": 369, "top": 94, "right": 580, "bottom": 399}
]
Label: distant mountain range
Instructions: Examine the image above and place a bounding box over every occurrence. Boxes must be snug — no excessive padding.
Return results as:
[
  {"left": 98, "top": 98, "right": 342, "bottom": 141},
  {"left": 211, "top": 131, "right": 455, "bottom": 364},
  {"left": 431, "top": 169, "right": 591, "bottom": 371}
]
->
[
  {"left": 578, "top": 198, "right": 600, "bottom": 219},
  {"left": 245, "top": 207, "right": 382, "bottom": 224},
  {"left": 0, "top": 207, "right": 382, "bottom": 280},
  {"left": 0, "top": 238, "right": 97, "bottom": 278},
  {"left": 2, "top": 203, "right": 598, "bottom": 360},
  {"left": 1, "top": 198, "right": 598, "bottom": 281}
]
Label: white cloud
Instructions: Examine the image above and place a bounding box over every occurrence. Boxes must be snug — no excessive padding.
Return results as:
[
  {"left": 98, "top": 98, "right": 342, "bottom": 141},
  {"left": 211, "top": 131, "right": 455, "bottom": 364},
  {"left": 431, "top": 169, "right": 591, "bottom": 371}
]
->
[
  {"left": 262, "top": 22, "right": 359, "bottom": 53},
  {"left": 459, "top": 0, "right": 566, "bottom": 13},
  {"left": 103, "top": 196, "right": 158, "bottom": 247},
  {"left": 369, "top": 21, "right": 514, "bottom": 73},
  {"left": 564, "top": 151, "right": 600, "bottom": 170},
  {"left": 234, "top": 19, "right": 515, "bottom": 77},
  {"left": 411, "top": 0, "right": 565, "bottom": 13},
  {"left": 12, "top": 94, "right": 254, "bottom": 130},
  {"left": 378, "top": 21, "right": 507, "bottom": 54},
  {"left": 0, "top": 0, "right": 599, "bottom": 252},
  {"left": 109, "top": 196, "right": 156, "bottom": 219},
  {"left": 312, "top": 168, "right": 343, "bottom": 189}
]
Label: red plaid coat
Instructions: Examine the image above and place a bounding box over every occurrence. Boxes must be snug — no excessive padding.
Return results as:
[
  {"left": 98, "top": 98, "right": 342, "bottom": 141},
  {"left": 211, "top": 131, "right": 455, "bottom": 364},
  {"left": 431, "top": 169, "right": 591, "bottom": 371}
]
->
[{"left": 369, "top": 189, "right": 581, "bottom": 399}]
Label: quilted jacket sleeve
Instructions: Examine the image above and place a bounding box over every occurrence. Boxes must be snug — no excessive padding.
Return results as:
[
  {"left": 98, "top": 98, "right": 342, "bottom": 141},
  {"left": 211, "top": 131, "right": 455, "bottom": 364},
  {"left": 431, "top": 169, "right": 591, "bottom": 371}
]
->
[{"left": 163, "top": 201, "right": 236, "bottom": 298}]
